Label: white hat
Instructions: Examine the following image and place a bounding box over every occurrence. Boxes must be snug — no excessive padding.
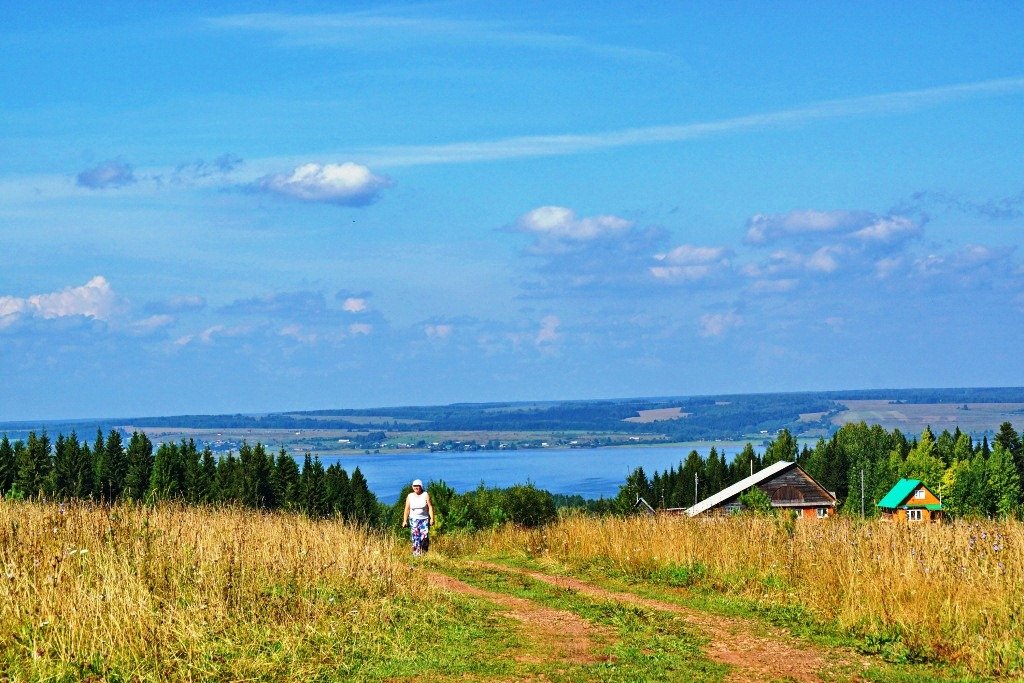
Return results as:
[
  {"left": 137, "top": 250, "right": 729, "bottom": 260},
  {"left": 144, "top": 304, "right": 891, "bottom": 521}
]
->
[{"left": 412, "top": 479, "right": 423, "bottom": 487}]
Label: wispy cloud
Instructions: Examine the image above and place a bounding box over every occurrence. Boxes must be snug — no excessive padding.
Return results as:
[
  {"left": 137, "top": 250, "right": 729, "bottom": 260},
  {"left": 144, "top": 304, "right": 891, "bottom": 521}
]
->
[
  {"left": 203, "top": 10, "right": 664, "bottom": 60},
  {"left": 76, "top": 160, "right": 136, "bottom": 189},
  {"left": 351, "top": 76, "right": 1024, "bottom": 167}
]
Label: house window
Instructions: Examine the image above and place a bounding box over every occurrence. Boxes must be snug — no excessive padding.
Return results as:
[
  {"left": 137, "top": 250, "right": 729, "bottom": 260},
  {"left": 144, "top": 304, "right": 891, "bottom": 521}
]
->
[
  {"left": 907, "top": 509, "right": 923, "bottom": 521},
  {"left": 816, "top": 507, "right": 828, "bottom": 518},
  {"left": 914, "top": 489, "right": 926, "bottom": 500}
]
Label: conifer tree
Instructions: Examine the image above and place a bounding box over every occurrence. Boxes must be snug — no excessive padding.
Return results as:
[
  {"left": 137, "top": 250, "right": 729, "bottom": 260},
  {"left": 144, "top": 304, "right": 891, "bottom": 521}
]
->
[
  {"left": 349, "top": 467, "right": 377, "bottom": 523},
  {"left": 198, "top": 446, "right": 218, "bottom": 503},
  {"left": 273, "top": 448, "right": 300, "bottom": 509},
  {"left": 103, "top": 430, "right": 127, "bottom": 500},
  {"left": 988, "top": 442, "right": 1022, "bottom": 519},
  {"left": 13, "top": 439, "right": 35, "bottom": 498},
  {"left": 705, "top": 447, "right": 727, "bottom": 495},
  {"left": 123, "top": 431, "right": 154, "bottom": 501},
  {"left": 74, "top": 438, "right": 94, "bottom": 500},
  {"left": 679, "top": 450, "right": 705, "bottom": 507},
  {"left": 28, "top": 431, "right": 52, "bottom": 497},
  {"left": 149, "top": 441, "right": 182, "bottom": 501},
  {"left": 52, "top": 433, "right": 73, "bottom": 498},
  {"left": 899, "top": 427, "right": 945, "bottom": 490},
  {"left": 0, "top": 435, "right": 14, "bottom": 495},
  {"left": 729, "top": 443, "right": 759, "bottom": 485},
  {"left": 995, "top": 422, "right": 1023, "bottom": 483}
]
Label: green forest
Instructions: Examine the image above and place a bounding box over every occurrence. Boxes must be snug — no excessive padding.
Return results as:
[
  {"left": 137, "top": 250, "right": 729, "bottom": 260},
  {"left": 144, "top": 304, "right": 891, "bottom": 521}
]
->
[
  {"left": 628, "top": 421, "right": 1024, "bottom": 518},
  {"left": 2, "top": 419, "right": 1023, "bottom": 528}
]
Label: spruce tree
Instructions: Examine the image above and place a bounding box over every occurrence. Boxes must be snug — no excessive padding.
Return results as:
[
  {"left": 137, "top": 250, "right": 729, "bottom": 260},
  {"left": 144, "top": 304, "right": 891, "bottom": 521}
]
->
[
  {"left": 123, "top": 432, "right": 154, "bottom": 502},
  {"left": 273, "top": 448, "right": 300, "bottom": 509},
  {"left": 988, "top": 442, "right": 1022, "bottom": 519},
  {"left": 52, "top": 433, "right": 73, "bottom": 499},
  {"left": 0, "top": 435, "right": 14, "bottom": 495},
  {"left": 349, "top": 467, "right": 377, "bottom": 523},
  {"left": 27, "top": 432, "right": 52, "bottom": 497},
  {"left": 103, "top": 430, "right": 127, "bottom": 500},
  {"left": 74, "top": 438, "right": 94, "bottom": 500},
  {"left": 13, "top": 439, "right": 35, "bottom": 498}
]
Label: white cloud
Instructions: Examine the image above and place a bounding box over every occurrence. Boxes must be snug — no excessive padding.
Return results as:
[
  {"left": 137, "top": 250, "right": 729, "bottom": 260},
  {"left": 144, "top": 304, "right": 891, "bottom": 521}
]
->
[
  {"left": 850, "top": 216, "right": 920, "bottom": 243},
  {"left": 517, "top": 206, "right": 632, "bottom": 242},
  {"left": 650, "top": 244, "right": 732, "bottom": 282},
  {"left": 698, "top": 312, "right": 742, "bottom": 337},
  {"left": 342, "top": 297, "right": 368, "bottom": 313},
  {"left": 0, "top": 276, "right": 117, "bottom": 325},
  {"left": 256, "top": 162, "right": 390, "bottom": 205},
  {"left": 348, "top": 322, "right": 373, "bottom": 336},
  {"left": 132, "top": 314, "right": 175, "bottom": 333},
  {"left": 745, "top": 210, "right": 867, "bottom": 244}
]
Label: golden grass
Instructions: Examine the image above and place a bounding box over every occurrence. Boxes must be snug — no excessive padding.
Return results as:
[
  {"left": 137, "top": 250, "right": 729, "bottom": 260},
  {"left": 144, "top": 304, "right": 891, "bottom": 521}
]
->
[
  {"left": 0, "top": 500, "right": 414, "bottom": 680},
  {"left": 441, "top": 514, "right": 1024, "bottom": 676}
]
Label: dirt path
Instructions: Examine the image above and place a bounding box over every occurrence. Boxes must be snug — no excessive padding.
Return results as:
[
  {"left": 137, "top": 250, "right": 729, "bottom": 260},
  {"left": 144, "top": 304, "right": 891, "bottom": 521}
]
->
[
  {"left": 426, "top": 571, "right": 613, "bottom": 667},
  {"left": 472, "top": 562, "right": 865, "bottom": 683}
]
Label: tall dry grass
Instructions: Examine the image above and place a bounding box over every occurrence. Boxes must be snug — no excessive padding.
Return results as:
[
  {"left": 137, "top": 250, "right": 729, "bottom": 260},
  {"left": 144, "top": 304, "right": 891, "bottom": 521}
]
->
[
  {"left": 443, "top": 514, "right": 1024, "bottom": 675},
  {"left": 0, "top": 500, "right": 414, "bottom": 680}
]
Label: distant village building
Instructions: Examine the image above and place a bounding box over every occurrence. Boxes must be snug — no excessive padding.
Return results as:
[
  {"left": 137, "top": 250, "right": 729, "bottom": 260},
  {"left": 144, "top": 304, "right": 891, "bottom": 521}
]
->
[
  {"left": 876, "top": 479, "right": 944, "bottom": 522},
  {"left": 683, "top": 460, "right": 838, "bottom": 518}
]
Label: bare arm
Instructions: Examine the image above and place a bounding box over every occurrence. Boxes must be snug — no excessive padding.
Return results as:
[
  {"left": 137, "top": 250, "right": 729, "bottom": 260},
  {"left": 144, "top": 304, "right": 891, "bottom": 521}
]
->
[
  {"left": 402, "top": 495, "right": 410, "bottom": 526},
  {"left": 426, "top": 493, "right": 435, "bottom": 524}
]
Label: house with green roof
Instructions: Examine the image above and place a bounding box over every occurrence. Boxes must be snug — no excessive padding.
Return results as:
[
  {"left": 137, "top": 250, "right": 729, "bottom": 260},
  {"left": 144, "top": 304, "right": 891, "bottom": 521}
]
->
[{"left": 877, "top": 478, "right": 944, "bottom": 522}]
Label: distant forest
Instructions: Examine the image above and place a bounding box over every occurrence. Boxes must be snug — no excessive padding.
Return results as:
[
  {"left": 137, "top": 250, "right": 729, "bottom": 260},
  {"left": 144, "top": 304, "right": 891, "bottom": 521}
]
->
[
  {"left": 6, "top": 387, "right": 1022, "bottom": 441},
  {"left": 2, "top": 419, "right": 1023, "bottom": 522},
  {"left": 626, "top": 421, "right": 1024, "bottom": 519},
  {"left": 0, "top": 431, "right": 379, "bottom": 522}
]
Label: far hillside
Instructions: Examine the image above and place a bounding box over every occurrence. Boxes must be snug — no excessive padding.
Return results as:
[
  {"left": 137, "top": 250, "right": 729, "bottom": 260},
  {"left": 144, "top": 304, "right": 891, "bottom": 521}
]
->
[{"left": 2, "top": 387, "right": 1023, "bottom": 448}]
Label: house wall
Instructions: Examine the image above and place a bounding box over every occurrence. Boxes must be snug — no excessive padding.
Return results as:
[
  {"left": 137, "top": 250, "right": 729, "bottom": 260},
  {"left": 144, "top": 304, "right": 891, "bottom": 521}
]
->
[{"left": 908, "top": 485, "right": 940, "bottom": 506}]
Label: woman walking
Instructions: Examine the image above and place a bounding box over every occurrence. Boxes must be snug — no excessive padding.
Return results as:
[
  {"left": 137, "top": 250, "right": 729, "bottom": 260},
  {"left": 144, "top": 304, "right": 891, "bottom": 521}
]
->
[{"left": 402, "top": 479, "right": 434, "bottom": 556}]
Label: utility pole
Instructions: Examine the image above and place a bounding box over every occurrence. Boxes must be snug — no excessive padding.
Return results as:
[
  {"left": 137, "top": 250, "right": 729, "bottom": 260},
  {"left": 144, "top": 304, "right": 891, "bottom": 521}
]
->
[{"left": 694, "top": 472, "right": 698, "bottom": 505}]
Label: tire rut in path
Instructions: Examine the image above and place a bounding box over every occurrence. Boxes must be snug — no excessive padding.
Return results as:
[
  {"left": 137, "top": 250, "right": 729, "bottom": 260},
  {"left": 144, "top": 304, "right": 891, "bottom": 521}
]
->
[
  {"left": 473, "top": 562, "right": 864, "bottom": 683},
  {"left": 425, "top": 571, "right": 613, "bottom": 667}
]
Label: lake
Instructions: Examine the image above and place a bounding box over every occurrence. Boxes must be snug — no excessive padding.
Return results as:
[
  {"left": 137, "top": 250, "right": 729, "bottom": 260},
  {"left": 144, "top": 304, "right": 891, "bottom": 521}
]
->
[{"left": 317, "top": 441, "right": 787, "bottom": 503}]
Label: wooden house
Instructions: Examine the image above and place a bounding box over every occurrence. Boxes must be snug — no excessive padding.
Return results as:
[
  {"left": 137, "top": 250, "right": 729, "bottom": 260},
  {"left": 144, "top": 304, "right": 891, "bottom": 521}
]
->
[
  {"left": 876, "top": 479, "right": 944, "bottom": 522},
  {"left": 684, "top": 460, "right": 837, "bottom": 518}
]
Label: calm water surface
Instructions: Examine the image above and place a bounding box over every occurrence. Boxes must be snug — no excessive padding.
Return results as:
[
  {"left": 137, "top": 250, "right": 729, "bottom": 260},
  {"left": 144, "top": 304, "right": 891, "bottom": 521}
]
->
[{"left": 317, "top": 442, "right": 781, "bottom": 503}]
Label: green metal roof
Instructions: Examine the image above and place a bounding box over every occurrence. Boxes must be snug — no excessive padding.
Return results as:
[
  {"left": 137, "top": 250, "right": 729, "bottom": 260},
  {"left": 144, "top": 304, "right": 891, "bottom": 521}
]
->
[{"left": 877, "top": 478, "right": 923, "bottom": 509}]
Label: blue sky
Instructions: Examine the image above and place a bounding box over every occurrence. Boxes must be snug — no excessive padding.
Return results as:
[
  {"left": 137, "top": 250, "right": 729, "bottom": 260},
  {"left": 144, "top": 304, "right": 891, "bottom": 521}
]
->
[{"left": 2, "top": 2, "right": 1023, "bottom": 420}]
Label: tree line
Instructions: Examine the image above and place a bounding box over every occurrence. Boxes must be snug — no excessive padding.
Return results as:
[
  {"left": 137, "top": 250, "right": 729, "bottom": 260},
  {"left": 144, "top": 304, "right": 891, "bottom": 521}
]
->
[
  {"left": 624, "top": 421, "right": 1024, "bottom": 518},
  {"left": 0, "top": 429, "right": 378, "bottom": 522}
]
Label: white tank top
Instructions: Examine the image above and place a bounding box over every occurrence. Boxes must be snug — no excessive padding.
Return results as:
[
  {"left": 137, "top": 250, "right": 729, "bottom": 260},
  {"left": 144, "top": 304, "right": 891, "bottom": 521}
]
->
[{"left": 408, "top": 491, "right": 430, "bottom": 520}]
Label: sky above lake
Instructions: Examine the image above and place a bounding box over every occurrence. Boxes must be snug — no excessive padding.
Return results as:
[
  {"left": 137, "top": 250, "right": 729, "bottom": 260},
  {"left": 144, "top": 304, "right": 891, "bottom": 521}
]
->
[{"left": 2, "top": 3, "right": 1024, "bottom": 420}]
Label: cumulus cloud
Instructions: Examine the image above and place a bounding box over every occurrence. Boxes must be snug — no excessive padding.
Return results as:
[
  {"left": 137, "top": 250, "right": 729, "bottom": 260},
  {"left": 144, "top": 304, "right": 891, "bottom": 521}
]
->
[
  {"left": 517, "top": 206, "right": 632, "bottom": 242},
  {"left": 744, "top": 210, "right": 868, "bottom": 244},
  {"left": 341, "top": 297, "right": 368, "bottom": 313},
  {"left": 76, "top": 161, "right": 136, "bottom": 189},
  {"left": 698, "top": 311, "right": 743, "bottom": 337},
  {"left": 0, "top": 276, "right": 117, "bottom": 325},
  {"left": 650, "top": 244, "right": 733, "bottom": 282},
  {"left": 850, "top": 216, "right": 920, "bottom": 243},
  {"left": 256, "top": 162, "right": 390, "bottom": 205}
]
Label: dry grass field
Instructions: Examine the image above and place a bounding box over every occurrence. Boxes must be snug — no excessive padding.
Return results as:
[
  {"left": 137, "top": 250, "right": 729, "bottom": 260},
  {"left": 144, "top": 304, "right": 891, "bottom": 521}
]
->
[
  {"left": 3, "top": 500, "right": 1019, "bottom": 680},
  {"left": 443, "top": 514, "right": 1024, "bottom": 677}
]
